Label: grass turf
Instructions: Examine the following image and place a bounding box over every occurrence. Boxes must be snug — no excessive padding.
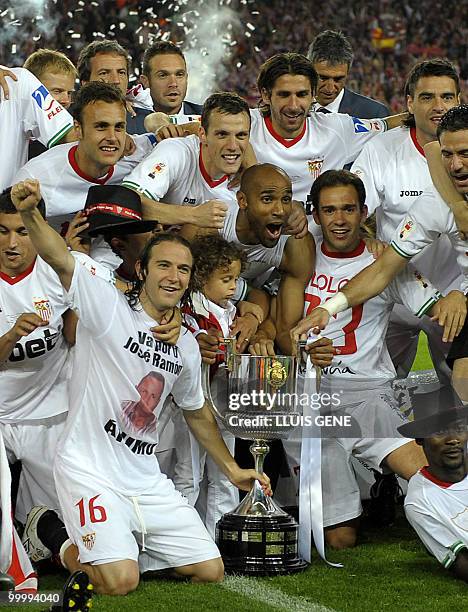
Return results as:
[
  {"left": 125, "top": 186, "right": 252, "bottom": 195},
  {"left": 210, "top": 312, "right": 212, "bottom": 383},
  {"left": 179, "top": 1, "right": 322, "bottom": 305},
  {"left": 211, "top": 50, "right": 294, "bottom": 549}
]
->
[{"left": 14, "top": 334, "right": 461, "bottom": 612}]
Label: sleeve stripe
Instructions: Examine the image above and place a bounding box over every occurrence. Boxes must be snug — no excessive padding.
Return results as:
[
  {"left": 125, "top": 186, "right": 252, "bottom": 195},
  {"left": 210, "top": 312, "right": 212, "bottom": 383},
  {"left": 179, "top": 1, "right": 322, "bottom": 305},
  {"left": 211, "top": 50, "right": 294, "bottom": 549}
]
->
[
  {"left": 442, "top": 541, "right": 467, "bottom": 568},
  {"left": 121, "top": 181, "right": 156, "bottom": 200},
  {"left": 47, "top": 123, "right": 73, "bottom": 148},
  {"left": 415, "top": 294, "right": 441, "bottom": 318},
  {"left": 390, "top": 242, "right": 413, "bottom": 259}
]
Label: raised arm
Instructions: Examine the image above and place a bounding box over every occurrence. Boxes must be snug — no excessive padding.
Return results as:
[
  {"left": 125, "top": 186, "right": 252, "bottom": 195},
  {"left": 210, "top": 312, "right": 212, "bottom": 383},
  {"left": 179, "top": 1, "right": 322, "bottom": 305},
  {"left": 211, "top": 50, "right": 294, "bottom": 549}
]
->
[{"left": 11, "top": 180, "right": 75, "bottom": 290}]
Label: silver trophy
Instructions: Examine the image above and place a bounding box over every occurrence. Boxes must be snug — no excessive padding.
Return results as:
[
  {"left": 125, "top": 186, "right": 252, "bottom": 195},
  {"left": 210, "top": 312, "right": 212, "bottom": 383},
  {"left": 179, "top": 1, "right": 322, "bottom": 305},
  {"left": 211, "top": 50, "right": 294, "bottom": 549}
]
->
[{"left": 203, "top": 338, "right": 309, "bottom": 575}]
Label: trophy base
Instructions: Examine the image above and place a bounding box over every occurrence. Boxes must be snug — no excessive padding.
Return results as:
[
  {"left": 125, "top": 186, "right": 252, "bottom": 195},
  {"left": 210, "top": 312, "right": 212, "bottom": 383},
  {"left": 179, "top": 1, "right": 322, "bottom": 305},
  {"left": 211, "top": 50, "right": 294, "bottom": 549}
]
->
[{"left": 216, "top": 512, "right": 308, "bottom": 576}]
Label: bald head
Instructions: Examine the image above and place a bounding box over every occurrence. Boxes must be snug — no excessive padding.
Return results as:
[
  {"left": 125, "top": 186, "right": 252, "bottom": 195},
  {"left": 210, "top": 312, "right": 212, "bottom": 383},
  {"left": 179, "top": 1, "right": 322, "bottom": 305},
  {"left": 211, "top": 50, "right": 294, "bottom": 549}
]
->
[
  {"left": 240, "top": 163, "right": 291, "bottom": 196},
  {"left": 237, "top": 163, "right": 293, "bottom": 248}
]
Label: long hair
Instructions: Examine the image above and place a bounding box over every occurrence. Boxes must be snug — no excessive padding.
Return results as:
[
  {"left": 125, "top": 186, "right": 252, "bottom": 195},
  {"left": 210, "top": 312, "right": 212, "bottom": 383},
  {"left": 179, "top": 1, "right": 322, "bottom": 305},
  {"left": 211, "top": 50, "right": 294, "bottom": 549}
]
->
[{"left": 125, "top": 232, "right": 194, "bottom": 310}]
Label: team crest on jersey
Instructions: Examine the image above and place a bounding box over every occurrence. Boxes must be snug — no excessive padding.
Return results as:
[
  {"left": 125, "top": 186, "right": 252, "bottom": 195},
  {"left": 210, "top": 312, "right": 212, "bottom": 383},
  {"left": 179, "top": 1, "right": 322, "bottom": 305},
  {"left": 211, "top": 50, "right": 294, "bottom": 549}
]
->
[
  {"left": 307, "top": 159, "right": 324, "bottom": 179},
  {"left": 148, "top": 162, "right": 167, "bottom": 179},
  {"left": 33, "top": 297, "right": 52, "bottom": 321},
  {"left": 399, "top": 219, "right": 414, "bottom": 240},
  {"left": 81, "top": 532, "right": 96, "bottom": 550}
]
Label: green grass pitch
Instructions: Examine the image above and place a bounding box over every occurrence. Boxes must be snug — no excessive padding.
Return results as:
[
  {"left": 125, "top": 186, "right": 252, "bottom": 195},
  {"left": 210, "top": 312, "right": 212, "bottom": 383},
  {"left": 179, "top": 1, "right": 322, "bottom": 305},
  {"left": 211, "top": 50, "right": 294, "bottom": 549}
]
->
[{"left": 14, "top": 335, "right": 465, "bottom": 612}]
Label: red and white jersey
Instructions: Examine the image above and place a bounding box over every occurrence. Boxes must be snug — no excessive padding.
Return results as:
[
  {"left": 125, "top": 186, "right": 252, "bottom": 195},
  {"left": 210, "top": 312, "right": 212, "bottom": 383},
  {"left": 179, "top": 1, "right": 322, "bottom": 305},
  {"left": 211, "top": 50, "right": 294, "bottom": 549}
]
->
[
  {"left": 0, "top": 67, "right": 73, "bottom": 191},
  {"left": 122, "top": 134, "right": 237, "bottom": 208},
  {"left": 13, "top": 135, "right": 156, "bottom": 233},
  {"left": 0, "top": 257, "right": 70, "bottom": 422},
  {"left": 304, "top": 239, "right": 441, "bottom": 379},
  {"left": 405, "top": 468, "right": 468, "bottom": 569},
  {"left": 221, "top": 202, "right": 288, "bottom": 285},
  {"left": 249, "top": 108, "right": 386, "bottom": 206},
  {"left": 57, "top": 260, "right": 204, "bottom": 495},
  {"left": 185, "top": 291, "right": 237, "bottom": 338},
  {"left": 351, "top": 127, "right": 459, "bottom": 292},
  {"left": 390, "top": 188, "right": 468, "bottom": 294}
]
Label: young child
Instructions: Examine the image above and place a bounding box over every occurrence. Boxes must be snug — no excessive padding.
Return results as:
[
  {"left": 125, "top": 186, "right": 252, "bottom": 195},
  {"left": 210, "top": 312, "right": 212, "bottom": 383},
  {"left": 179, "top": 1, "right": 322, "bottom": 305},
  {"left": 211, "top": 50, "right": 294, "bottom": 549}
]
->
[{"left": 184, "top": 235, "right": 263, "bottom": 536}]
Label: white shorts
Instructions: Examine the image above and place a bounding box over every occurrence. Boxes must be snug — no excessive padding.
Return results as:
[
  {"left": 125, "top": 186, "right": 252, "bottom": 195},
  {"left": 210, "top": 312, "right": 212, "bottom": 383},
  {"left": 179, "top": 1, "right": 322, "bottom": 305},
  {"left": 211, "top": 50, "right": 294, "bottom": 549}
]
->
[
  {"left": 1, "top": 413, "right": 66, "bottom": 523},
  {"left": 283, "top": 382, "right": 410, "bottom": 528},
  {"left": 54, "top": 462, "right": 220, "bottom": 571}
]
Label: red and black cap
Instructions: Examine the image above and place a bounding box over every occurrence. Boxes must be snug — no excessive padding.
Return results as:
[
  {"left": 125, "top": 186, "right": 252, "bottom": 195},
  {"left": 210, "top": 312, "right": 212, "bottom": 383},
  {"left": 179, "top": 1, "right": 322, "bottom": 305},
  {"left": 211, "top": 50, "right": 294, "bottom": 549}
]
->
[{"left": 84, "top": 185, "right": 158, "bottom": 237}]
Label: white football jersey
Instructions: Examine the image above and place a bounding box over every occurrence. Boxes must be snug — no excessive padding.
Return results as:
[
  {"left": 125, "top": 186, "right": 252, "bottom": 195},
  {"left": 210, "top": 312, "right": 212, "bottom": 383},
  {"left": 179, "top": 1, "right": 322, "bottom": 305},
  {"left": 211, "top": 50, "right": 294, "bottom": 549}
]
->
[
  {"left": 57, "top": 260, "right": 204, "bottom": 495},
  {"left": 13, "top": 135, "right": 156, "bottom": 233},
  {"left": 0, "top": 257, "right": 70, "bottom": 421},
  {"left": 0, "top": 67, "right": 73, "bottom": 191},
  {"left": 390, "top": 188, "right": 468, "bottom": 294},
  {"left": 304, "top": 239, "right": 441, "bottom": 378},
  {"left": 221, "top": 203, "right": 288, "bottom": 285},
  {"left": 249, "top": 108, "right": 386, "bottom": 206},
  {"left": 351, "top": 127, "right": 459, "bottom": 291},
  {"left": 122, "top": 134, "right": 237, "bottom": 209},
  {"left": 405, "top": 468, "right": 468, "bottom": 569}
]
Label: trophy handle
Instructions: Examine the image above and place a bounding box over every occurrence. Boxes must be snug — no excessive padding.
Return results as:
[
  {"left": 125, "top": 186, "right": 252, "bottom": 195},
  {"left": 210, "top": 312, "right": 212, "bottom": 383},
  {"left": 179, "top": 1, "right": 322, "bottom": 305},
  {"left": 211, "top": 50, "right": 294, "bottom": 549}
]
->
[{"left": 201, "top": 336, "right": 237, "bottom": 422}]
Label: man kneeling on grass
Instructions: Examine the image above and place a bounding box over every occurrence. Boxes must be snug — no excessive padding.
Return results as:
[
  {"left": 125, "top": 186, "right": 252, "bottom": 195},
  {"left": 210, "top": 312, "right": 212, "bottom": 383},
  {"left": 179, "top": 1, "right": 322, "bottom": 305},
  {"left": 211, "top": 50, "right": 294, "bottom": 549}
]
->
[
  {"left": 399, "top": 391, "right": 468, "bottom": 582},
  {"left": 12, "top": 179, "right": 271, "bottom": 595}
]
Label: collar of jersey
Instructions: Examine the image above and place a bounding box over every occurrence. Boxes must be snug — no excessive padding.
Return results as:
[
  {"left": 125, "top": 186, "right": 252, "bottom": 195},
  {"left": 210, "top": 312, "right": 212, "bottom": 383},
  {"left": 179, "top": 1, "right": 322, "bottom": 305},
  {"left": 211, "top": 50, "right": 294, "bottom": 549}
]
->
[
  {"left": 420, "top": 466, "right": 458, "bottom": 488},
  {"left": 68, "top": 145, "right": 115, "bottom": 184},
  {"left": 199, "top": 146, "right": 229, "bottom": 188},
  {"left": 410, "top": 127, "right": 426, "bottom": 159},
  {"left": 321, "top": 239, "right": 366, "bottom": 259},
  {"left": 0, "top": 257, "right": 36, "bottom": 285},
  {"left": 264, "top": 115, "right": 307, "bottom": 147}
]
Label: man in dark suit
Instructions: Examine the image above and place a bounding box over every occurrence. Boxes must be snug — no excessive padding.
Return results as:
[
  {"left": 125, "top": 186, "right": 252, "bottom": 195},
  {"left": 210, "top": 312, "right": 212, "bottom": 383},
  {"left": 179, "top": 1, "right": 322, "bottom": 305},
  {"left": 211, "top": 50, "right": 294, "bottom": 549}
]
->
[
  {"left": 134, "top": 41, "right": 202, "bottom": 130},
  {"left": 307, "top": 30, "right": 389, "bottom": 119}
]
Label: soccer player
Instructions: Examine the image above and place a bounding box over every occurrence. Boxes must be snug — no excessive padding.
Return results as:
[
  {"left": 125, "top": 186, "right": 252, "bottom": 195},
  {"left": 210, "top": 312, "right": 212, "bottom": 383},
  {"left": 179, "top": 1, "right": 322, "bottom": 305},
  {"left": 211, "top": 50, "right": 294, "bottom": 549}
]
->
[
  {"left": 351, "top": 59, "right": 461, "bottom": 380},
  {"left": 24, "top": 49, "right": 77, "bottom": 111},
  {"left": 128, "top": 41, "right": 202, "bottom": 127},
  {"left": 12, "top": 82, "right": 156, "bottom": 238},
  {"left": 12, "top": 178, "right": 270, "bottom": 594},
  {"left": 307, "top": 30, "right": 389, "bottom": 117},
  {"left": 249, "top": 52, "right": 406, "bottom": 235},
  {"left": 292, "top": 105, "right": 468, "bottom": 398},
  {"left": 122, "top": 92, "right": 250, "bottom": 230},
  {"left": 0, "top": 189, "right": 71, "bottom": 525},
  {"left": 77, "top": 39, "right": 142, "bottom": 134},
  {"left": 286, "top": 169, "right": 442, "bottom": 548},
  {"left": 399, "top": 397, "right": 468, "bottom": 581},
  {"left": 0, "top": 67, "right": 73, "bottom": 191}
]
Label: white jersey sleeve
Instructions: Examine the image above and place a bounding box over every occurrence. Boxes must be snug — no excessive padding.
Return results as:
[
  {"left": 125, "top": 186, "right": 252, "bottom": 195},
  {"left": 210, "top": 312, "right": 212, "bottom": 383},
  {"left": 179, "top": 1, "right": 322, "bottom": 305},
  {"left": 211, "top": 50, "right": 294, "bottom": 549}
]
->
[
  {"left": 384, "top": 264, "right": 441, "bottom": 318},
  {"left": 122, "top": 138, "right": 188, "bottom": 200},
  {"left": 19, "top": 68, "right": 73, "bottom": 148},
  {"left": 170, "top": 330, "right": 205, "bottom": 411},
  {"left": 335, "top": 113, "right": 387, "bottom": 166},
  {"left": 66, "top": 256, "right": 119, "bottom": 337},
  {"left": 350, "top": 138, "right": 385, "bottom": 215}
]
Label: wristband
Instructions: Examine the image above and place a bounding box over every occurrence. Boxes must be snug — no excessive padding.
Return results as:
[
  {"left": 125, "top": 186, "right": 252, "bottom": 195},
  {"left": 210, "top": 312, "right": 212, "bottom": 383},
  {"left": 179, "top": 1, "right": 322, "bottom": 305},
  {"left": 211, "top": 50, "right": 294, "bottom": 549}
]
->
[{"left": 321, "top": 291, "right": 349, "bottom": 316}]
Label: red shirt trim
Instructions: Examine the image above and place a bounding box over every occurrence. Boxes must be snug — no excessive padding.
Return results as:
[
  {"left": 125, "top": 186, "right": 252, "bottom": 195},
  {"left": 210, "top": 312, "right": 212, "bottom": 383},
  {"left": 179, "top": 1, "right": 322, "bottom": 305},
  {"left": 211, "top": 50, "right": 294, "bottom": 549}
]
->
[
  {"left": 199, "top": 147, "right": 228, "bottom": 188},
  {"left": 410, "top": 127, "right": 426, "bottom": 158},
  {"left": 68, "top": 145, "right": 115, "bottom": 184},
  {"left": 0, "top": 257, "right": 36, "bottom": 285},
  {"left": 321, "top": 239, "right": 366, "bottom": 259},
  {"left": 420, "top": 466, "right": 454, "bottom": 488},
  {"left": 264, "top": 115, "right": 307, "bottom": 147}
]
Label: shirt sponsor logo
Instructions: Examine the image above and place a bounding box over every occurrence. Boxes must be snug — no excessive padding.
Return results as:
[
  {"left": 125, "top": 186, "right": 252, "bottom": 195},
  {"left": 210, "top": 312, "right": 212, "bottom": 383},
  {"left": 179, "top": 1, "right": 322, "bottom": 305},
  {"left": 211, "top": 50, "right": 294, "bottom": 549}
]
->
[
  {"left": 31, "top": 84, "right": 63, "bottom": 121},
  {"left": 82, "top": 533, "right": 96, "bottom": 550},
  {"left": 9, "top": 328, "right": 61, "bottom": 362},
  {"left": 307, "top": 159, "right": 324, "bottom": 180},
  {"left": 400, "top": 190, "right": 423, "bottom": 197},
  {"left": 148, "top": 162, "right": 167, "bottom": 179},
  {"left": 183, "top": 196, "right": 196, "bottom": 205},
  {"left": 399, "top": 219, "right": 414, "bottom": 240},
  {"left": 352, "top": 117, "right": 382, "bottom": 133}
]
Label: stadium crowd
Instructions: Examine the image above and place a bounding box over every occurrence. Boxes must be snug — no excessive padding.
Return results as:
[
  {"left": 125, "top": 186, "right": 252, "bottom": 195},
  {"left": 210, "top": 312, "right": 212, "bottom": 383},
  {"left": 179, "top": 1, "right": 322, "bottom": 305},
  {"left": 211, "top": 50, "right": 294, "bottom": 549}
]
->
[
  {"left": 1, "top": 0, "right": 468, "bottom": 607},
  {"left": 1, "top": 0, "right": 467, "bottom": 109}
]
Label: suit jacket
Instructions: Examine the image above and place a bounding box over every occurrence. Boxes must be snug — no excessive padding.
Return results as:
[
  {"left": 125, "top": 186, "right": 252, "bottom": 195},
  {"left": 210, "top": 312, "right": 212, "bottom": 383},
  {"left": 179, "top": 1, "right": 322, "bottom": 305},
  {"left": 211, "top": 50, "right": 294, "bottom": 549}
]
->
[
  {"left": 338, "top": 88, "right": 389, "bottom": 119},
  {"left": 128, "top": 100, "right": 203, "bottom": 135}
]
